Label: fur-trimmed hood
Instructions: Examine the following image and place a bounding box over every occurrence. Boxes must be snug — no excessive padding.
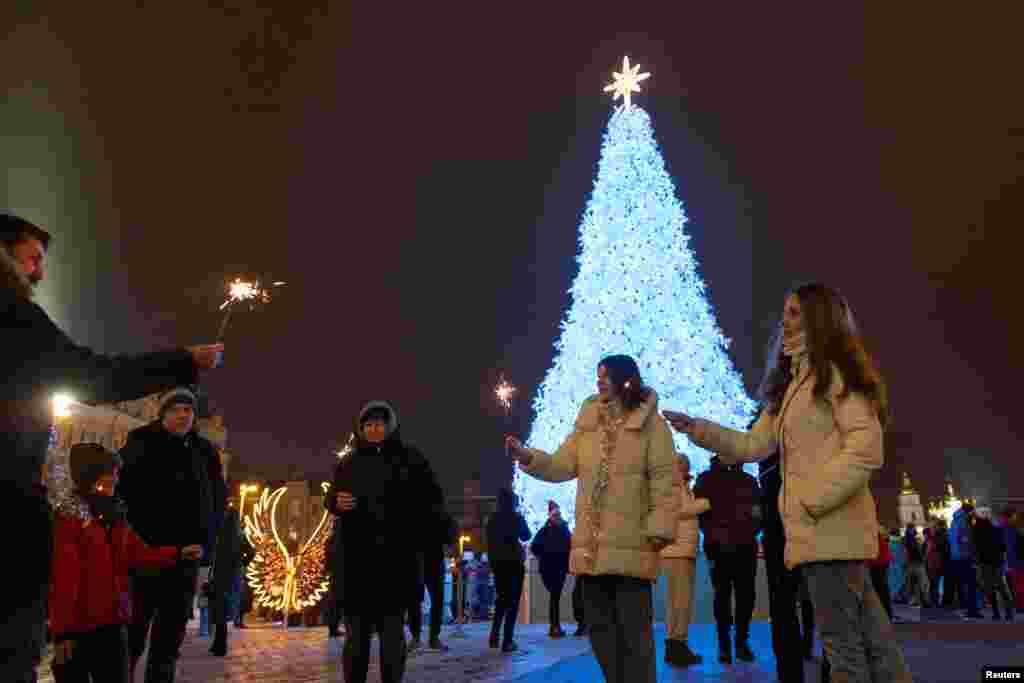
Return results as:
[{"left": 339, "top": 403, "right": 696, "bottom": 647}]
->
[
  {"left": 353, "top": 400, "right": 401, "bottom": 447},
  {"left": 0, "top": 244, "right": 33, "bottom": 301}
]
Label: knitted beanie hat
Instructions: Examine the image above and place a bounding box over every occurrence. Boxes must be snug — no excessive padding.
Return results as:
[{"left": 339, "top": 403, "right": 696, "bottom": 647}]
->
[{"left": 160, "top": 387, "right": 196, "bottom": 417}]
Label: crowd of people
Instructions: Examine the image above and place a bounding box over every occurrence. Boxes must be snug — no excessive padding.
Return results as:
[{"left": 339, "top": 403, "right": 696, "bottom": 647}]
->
[
  {"left": 883, "top": 508, "right": 1022, "bottom": 620},
  {"left": 10, "top": 209, "right": 1018, "bottom": 683}
]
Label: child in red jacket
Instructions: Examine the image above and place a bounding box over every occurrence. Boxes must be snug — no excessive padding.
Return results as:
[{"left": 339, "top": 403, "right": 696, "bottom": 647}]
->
[{"left": 49, "top": 443, "right": 202, "bottom": 683}]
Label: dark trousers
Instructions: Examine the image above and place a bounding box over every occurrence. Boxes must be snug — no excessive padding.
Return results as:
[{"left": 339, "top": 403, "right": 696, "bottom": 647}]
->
[
  {"left": 708, "top": 543, "right": 757, "bottom": 642},
  {"left": 870, "top": 565, "right": 893, "bottom": 621},
  {"left": 764, "top": 535, "right": 806, "bottom": 683},
  {"left": 581, "top": 575, "right": 656, "bottom": 683},
  {"left": 491, "top": 559, "right": 525, "bottom": 644},
  {"left": 408, "top": 549, "right": 445, "bottom": 640},
  {"left": 0, "top": 598, "right": 46, "bottom": 683},
  {"left": 950, "top": 558, "right": 979, "bottom": 614},
  {"left": 544, "top": 575, "right": 567, "bottom": 628},
  {"left": 128, "top": 565, "right": 199, "bottom": 683},
  {"left": 52, "top": 625, "right": 129, "bottom": 683},
  {"left": 422, "top": 547, "right": 445, "bottom": 640},
  {"left": 572, "top": 576, "right": 586, "bottom": 625},
  {"left": 343, "top": 612, "right": 406, "bottom": 683}
]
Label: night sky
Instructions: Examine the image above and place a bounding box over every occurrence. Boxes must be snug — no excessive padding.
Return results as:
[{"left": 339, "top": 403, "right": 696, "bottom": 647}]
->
[{"left": 3, "top": 4, "right": 1022, "bottom": 520}]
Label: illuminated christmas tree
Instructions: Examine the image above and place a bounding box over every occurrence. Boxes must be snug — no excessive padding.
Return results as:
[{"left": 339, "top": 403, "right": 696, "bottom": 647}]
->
[{"left": 515, "top": 57, "right": 755, "bottom": 531}]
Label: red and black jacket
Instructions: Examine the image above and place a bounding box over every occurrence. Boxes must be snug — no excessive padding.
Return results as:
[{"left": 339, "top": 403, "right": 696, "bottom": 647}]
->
[{"left": 49, "top": 512, "right": 180, "bottom": 641}]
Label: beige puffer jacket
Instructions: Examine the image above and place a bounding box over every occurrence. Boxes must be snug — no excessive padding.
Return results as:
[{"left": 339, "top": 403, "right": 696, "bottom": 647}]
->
[
  {"left": 690, "top": 363, "right": 882, "bottom": 569},
  {"left": 660, "top": 475, "right": 710, "bottom": 560},
  {"left": 521, "top": 391, "right": 678, "bottom": 580}
]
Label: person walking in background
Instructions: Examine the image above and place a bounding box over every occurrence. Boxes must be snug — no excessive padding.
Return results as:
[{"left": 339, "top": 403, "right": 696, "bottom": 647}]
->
[
  {"left": 49, "top": 444, "right": 203, "bottom": 683},
  {"left": 508, "top": 354, "right": 677, "bottom": 683},
  {"left": 1, "top": 212, "right": 223, "bottom": 683},
  {"left": 928, "top": 519, "right": 950, "bottom": 609},
  {"left": 207, "top": 501, "right": 243, "bottom": 656},
  {"left": 660, "top": 453, "right": 708, "bottom": 668},
  {"left": 692, "top": 453, "right": 761, "bottom": 664},
  {"left": 974, "top": 512, "right": 1014, "bottom": 621},
  {"left": 868, "top": 525, "right": 894, "bottom": 622},
  {"left": 486, "top": 488, "right": 532, "bottom": 652},
  {"left": 760, "top": 444, "right": 809, "bottom": 682},
  {"left": 666, "top": 283, "right": 913, "bottom": 682},
  {"left": 531, "top": 501, "right": 572, "bottom": 638},
  {"left": 949, "top": 504, "right": 981, "bottom": 619},
  {"left": 235, "top": 536, "right": 255, "bottom": 630},
  {"left": 1005, "top": 510, "right": 1024, "bottom": 610},
  {"left": 903, "top": 524, "right": 930, "bottom": 607},
  {"left": 324, "top": 516, "right": 343, "bottom": 638}
]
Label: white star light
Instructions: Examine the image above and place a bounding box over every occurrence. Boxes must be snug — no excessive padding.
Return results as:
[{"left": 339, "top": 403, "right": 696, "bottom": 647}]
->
[{"left": 603, "top": 56, "right": 651, "bottom": 110}]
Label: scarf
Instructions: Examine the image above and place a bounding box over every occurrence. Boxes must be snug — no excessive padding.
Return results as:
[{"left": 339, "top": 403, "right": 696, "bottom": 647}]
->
[
  {"left": 782, "top": 330, "right": 807, "bottom": 375},
  {"left": 582, "top": 399, "right": 627, "bottom": 570}
]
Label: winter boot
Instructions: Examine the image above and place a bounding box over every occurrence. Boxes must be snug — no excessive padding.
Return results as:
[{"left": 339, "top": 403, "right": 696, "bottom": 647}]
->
[
  {"left": 666, "top": 639, "right": 701, "bottom": 667},
  {"left": 489, "top": 622, "right": 501, "bottom": 649},
  {"left": 501, "top": 640, "right": 519, "bottom": 653},
  {"left": 429, "top": 636, "right": 449, "bottom": 651},
  {"left": 573, "top": 624, "right": 587, "bottom": 637},
  {"left": 735, "top": 638, "right": 755, "bottom": 662},
  {"left": 209, "top": 623, "right": 228, "bottom": 656},
  {"left": 717, "top": 632, "right": 732, "bottom": 664},
  {"left": 549, "top": 624, "right": 565, "bottom": 638}
]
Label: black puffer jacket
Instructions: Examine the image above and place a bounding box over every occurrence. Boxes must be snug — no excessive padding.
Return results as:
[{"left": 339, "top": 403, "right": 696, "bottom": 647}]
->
[
  {"left": 117, "top": 422, "right": 222, "bottom": 559},
  {"left": 693, "top": 455, "right": 762, "bottom": 551},
  {"left": 324, "top": 401, "right": 445, "bottom": 612}
]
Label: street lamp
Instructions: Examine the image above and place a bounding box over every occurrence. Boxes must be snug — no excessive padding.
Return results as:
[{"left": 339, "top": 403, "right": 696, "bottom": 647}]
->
[
  {"left": 52, "top": 393, "right": 75, "bottom": 419},
  {"left": 239, "top": 483, "right": 260, "bottom": 520},
  {"left": 450, "top": 534, "right": 473, "bottom": 638}
]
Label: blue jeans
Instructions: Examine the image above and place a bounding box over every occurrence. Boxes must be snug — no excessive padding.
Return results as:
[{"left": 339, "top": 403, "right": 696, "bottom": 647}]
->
[{"left": 803, "top": 561, "right": 912, "bottom": 683}]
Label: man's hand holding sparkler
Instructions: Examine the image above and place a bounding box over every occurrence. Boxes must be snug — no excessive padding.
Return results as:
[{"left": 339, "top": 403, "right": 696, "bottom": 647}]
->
[{"left": 187, "top": 343, "right": 225, "bottom": 370}]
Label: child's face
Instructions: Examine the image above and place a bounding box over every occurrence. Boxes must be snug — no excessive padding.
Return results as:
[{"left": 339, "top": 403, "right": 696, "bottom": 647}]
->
[{"left": 92, "top": 473, "right": 117, "bottom": 496}]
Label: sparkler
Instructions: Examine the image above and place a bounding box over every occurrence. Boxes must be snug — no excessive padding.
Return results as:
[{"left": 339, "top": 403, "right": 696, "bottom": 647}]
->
[
  {"left": 216, "top": 278, "right": 286, "bottom": 342},
  {"left": 495, "top": 375, "right": 517, "bottom": 416},
  {"left": 495, "top": 374, "right": 518, "bottom": 462}
]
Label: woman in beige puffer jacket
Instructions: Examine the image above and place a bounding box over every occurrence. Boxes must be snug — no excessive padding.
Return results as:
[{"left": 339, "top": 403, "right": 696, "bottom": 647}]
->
[
  {"left": 507, "top": 355, "right": 677, "bottom": 683},
  {"left": 664, "top": 284, "right": 912, "bottom": 683}
]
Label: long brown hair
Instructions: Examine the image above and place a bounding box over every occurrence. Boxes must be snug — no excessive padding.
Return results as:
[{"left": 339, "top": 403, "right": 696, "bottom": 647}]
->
[
  {"left": 599, "top": 354, "right": 653, "bottom": 412},
  {"left": 757, "top": 283, "right": 889, "bottom": 427}
]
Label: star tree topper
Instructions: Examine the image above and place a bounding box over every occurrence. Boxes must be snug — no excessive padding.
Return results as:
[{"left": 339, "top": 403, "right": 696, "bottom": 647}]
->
[{"left": 603, "top": 56, "right": 651, "bottom": 110}]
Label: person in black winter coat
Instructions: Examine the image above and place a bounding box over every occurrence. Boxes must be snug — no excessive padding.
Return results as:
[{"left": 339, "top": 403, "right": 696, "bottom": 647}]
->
[
  {"left": 693, "top": 454, "right": 762, "bottom": 664},
  {"left": 0, "top": 213, "right": 223, "bottom": 683},
  {"left": 407, "top": 506, "right": 456, "bottom": 651},
  {"left": 530, "top": 500, "right": 572, "bottom": 638},
  {"left": 325, "top": 400, "right": 445, "bottom": 683},
  {"left": 759, "top": 448, "right": 816, "bottom": 683},
  {"left": 974, "top": 516, "right": 1015, "bottom": 620},
  {"left": 117, "top": 388, "right": 227, "bottom": 683},
  {"left": 207, "top": 505, "right": 242, "bottom": 656},
  {"left": 486, "top": 488, "right": 532, "bottom": 653}
]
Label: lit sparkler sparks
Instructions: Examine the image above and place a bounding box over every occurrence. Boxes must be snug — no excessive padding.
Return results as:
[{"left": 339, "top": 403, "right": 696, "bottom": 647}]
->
[
  {"left": 216, "top": 278, "right": 286, "bottom": 341},
  {"left": 495, "top": 375, "right": 517, "bottom": 414}
]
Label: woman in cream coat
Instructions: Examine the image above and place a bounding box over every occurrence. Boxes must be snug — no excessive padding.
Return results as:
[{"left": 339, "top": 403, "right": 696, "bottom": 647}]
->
[
  {"left": 665, "top": 284, "right": 912, "bottom": 683},
  {"left": 506, "top": 355, "right": 677, "bottom": 683},
  {"left": 659, "top": 454, "right": 709, "bottom": 667}
]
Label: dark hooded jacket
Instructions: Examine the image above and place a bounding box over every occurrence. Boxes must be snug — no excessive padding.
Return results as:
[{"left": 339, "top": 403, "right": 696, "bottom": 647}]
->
[
  {"left": 0, "top": 246, "right": 197, "bottom": 615},
  {"left": 324, "top": 401, "right": 445, "bottom": 612},
  {"left": 693, "top": 455, "right": 762, "bottom": 552},
  {"left": 530, "top": 518, "right": 571, "bottom": 591},
  {"left": 486, "top": 489, "right": 532, "bottom": 565},
  {"left": 116, "top": 421, "right": 224, "bottom": 561}
]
